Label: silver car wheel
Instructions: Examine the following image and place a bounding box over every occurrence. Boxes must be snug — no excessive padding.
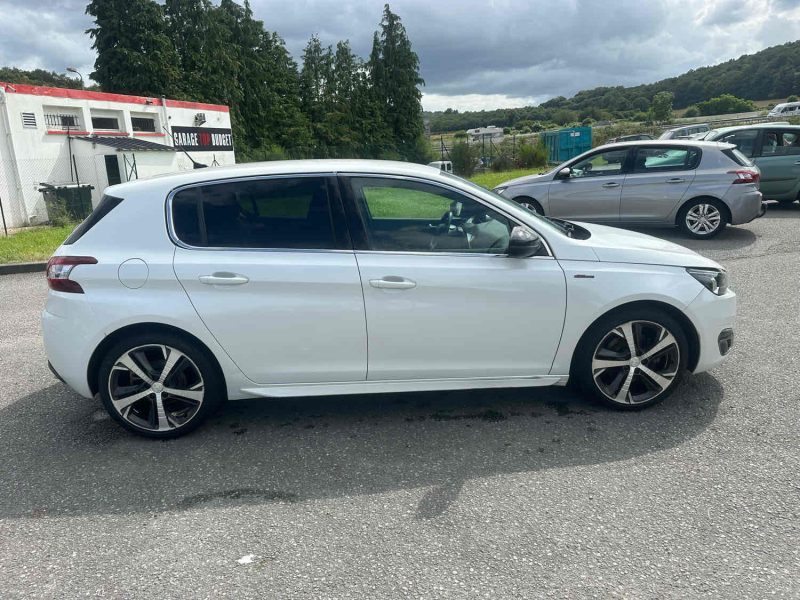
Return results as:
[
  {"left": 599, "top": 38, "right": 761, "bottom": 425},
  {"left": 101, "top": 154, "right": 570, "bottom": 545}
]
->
[
  {"left": 108, "top": 344, "right": 205, "bottom": 432},
  {"left": 591, "top": 320, "right": 681, "bottom": 405},
  {"left": 685, "top": 203, "right": 722, "bottom": 235}
]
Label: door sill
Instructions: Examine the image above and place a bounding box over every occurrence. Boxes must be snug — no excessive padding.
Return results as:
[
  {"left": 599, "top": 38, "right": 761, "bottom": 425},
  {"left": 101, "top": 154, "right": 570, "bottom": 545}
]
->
[{"left": 239, "top": 375, "right": 568, "bottom": 399}]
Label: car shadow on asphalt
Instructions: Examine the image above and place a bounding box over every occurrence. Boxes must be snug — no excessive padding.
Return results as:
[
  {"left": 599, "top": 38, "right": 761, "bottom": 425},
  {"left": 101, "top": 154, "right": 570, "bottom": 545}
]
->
[
  {"left": 620, "top": 222, "right": 757, "bottom": 252},
  {"left": 0, "top": 374, "right": 722, "bottom": 520}
]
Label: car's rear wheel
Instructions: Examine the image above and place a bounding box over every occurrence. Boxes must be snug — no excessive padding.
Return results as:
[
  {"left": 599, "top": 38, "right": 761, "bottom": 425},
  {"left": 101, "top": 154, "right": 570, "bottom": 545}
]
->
[
  {"left": 512, "top": 196, "right": 543, "bottom": 215},
  {"left": 98, "top": 333, "right": 225, "bottom": 438},
  {"left": 574, "top": 308, "right": 688, "bottom": 409},
  {"left": 678, "top": 198, "right": 727, "bottom": 238}
]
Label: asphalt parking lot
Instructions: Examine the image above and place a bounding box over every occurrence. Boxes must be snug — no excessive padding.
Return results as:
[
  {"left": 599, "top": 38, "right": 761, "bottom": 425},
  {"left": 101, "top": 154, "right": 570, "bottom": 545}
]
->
[{"left": 1, "top": 204, "right": 799, "bottom": 599}]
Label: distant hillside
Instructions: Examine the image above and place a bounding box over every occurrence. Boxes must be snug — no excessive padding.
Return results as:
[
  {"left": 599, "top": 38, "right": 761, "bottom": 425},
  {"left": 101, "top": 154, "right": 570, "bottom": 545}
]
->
[{"left": 428, "top": 40, "right": 800, "bottom": 132}]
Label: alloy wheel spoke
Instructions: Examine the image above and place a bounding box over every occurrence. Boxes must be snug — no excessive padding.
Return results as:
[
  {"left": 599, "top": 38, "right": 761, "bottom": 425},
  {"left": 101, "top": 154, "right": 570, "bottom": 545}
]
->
[
  {"left": 638, "top": 364, "right": 674, "bottom": 391},
  {"left": 111, "top": 389, "right": 152, "bottom": 412},
  {"left": 640, "top": 331, "right": 677, "bottom": 361},
  {"left": 154, "top": 393, "right": 172, "bottom": 431},
  {"left": 614, "top": 367, "right": 635, "bottom": 403},
  {"left": 115, "top": 353, "right": 154, "bottom": 385},
  {"left": 158, "top": 347, "right": 186, "bottom": 384},
  {"left": 163, "top": 387, "right": 204, "bottom": 403},
  {"left": 592, "top": 358, "right": 631, "bottom": 371},
  {"left": 620, "top": 322, "right": 637, "bottom": 358}
]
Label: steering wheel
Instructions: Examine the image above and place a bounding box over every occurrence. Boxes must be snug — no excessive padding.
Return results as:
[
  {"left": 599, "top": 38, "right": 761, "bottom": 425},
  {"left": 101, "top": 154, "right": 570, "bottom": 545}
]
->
[{"left": 429, "top": 210, "right": 468, "bottom": 250}]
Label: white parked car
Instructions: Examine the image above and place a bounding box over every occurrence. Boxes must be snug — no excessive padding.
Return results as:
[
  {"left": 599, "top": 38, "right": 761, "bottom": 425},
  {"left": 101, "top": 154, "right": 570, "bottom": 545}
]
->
[{"left": 43, "top": 160, "right": 736, "bottom": 438}]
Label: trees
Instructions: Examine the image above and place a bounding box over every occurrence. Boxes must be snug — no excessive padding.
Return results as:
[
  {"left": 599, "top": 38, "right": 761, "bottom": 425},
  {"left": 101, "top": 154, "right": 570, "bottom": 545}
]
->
[
  {"left": 369, "top": 4, "right": 427, "bottom": 162},
  {"left": 650, "top": 91, "right": 674, "bottom": 122},
  {"left": 0, "top": 67, "right": 85, "bottom": 89},
  {"left": 86, "top": 0, "right": 182, "bottom": 97},
  {"left": 695, "top": 94, "right": 756, "bottom": 116}
]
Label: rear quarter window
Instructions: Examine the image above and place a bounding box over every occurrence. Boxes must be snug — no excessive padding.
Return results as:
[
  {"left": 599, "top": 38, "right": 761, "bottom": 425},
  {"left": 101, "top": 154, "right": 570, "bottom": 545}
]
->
[
  {"left": 63, "top": 194, "right": 123, "bottom": 245},
  {"left": 722, "top": 148, "right": 754, "bottom": 167}
]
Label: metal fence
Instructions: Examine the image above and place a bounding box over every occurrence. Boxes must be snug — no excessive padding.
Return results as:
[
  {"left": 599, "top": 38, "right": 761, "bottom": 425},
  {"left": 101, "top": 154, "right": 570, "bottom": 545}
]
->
[{"left": 0, "top": 155, "right": 107, "bottom": 231}]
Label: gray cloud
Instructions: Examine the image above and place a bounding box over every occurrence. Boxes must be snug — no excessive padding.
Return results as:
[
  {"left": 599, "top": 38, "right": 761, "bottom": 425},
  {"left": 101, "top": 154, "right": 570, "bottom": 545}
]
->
[{"left": 1, "top": 0, "right": 799, "bottom": 111}]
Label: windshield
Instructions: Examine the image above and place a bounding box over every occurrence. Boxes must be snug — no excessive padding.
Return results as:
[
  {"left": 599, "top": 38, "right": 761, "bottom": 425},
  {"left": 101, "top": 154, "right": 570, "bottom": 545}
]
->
[{"left": 442, "top": 172, "right": 582, "bottom": 238}]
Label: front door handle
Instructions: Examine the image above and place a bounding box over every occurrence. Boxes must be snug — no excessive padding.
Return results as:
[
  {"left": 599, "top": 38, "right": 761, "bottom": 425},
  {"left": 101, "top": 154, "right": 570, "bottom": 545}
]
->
[
  {"left": 601, "top": 182, "right": 620, "bottom": 188},
  {"left": 199, "top": 272, "right": 250, "bottom": 286},
  {"left": 369, "top": 276, "right": 417, "bottom": 290},
  {"left": 667, "top": 177, "right": 685, "bottom": 183},
  {"left": 793, "top": 160, "right": 800, "bottom": 165}
]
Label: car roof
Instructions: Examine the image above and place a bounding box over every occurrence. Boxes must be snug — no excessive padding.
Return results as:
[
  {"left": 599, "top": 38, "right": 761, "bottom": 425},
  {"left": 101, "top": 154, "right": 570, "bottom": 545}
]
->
[
  {"left": 106, "top": 159, "right": 443, "bottom": 195},
  {"left": 602, "top": 139, "right": 734, "bottom": 149},
  {"left": 709, "top": 123, "right": 800, "bottom": 135}
]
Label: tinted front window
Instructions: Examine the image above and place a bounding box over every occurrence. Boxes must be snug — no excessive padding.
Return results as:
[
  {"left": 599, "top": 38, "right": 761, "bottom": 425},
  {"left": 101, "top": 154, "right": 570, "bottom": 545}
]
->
[
  {"left": 171, "top": 177, "right": 338, "bottom": 249},
  {"left": 350, "top": 177, "right": 513, "bottom": 254},
  {"left": 632, "top": 146, "right": 701, "bottom": 172},
  {"left": 570, "top": 149, "right": 628, "bottom": 178}
]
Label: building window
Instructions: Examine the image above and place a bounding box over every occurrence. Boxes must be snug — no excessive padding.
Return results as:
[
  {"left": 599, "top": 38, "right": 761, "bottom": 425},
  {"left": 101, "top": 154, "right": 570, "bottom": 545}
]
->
[
  {"left": 21, "top": 112, "right": 37, "bottom": 128},
  {"left": 131, "top": 116, "right": 156, "bottom": 132},
  {"left": 44, "top": 113, "right": 79, "bottom": 130},
  {"left": 91, "top": 116, "right": 120, "bottom": 131}
]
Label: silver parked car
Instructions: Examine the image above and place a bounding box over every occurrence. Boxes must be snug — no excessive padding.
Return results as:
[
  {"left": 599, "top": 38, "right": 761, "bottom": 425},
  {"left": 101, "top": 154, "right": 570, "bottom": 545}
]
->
[{"left": 494, "top": 140, "right": 765, "bottom": 238}]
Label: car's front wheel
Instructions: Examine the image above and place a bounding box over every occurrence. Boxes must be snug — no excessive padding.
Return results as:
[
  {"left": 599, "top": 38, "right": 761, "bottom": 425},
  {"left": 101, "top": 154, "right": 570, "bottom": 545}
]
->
[
  {"left": 98, "top": 333, "right": 225, "bottom": 438},
  {"left": 512, "top": 196, "right": 544, "bottom": 215},
  {"left": 574, "top": 308, "right": 688, "bottom": 409},
  {"left": 678, "top": 198, "right": 727, "bottom": 238}
]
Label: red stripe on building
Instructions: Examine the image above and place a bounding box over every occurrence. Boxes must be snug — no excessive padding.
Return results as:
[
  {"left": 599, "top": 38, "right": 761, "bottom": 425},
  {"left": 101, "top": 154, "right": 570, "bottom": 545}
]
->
[{"left": 0, "top": 82, "right": 229, "bottom": 113}]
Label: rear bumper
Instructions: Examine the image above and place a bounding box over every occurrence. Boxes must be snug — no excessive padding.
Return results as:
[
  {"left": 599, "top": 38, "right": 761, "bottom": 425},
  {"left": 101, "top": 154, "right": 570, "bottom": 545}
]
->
[
  {"left": 42, "top": 309, "right": 94, "bottom": 398},
  {"left": 685, "top": 288, "right": 737, "bottom": 374},
  {"left": 727, "top": 189, "right": 763, "bottom": 225}
]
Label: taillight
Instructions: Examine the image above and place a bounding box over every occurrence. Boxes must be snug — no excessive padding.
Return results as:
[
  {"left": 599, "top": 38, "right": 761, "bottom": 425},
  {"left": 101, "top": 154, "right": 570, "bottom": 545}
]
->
[
  {"left": 46, "top": 256, "right": 97, "bottom": 293},
  {"left": 728, "top": 169, "right": 760, "bottom": 184}
]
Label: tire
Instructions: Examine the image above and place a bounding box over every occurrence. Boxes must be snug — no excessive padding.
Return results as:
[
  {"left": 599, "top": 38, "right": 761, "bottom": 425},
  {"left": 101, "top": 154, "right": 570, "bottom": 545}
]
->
[
  {"left": 98, "top": 332, "right": 226, "bottom": 438},
  {"left": 573, "top": 307, "right": 689, "bottom": 410},
  {"left": 677, "top": 198, "right": 728, "bottom": 238},
  {"left": 512, "top": 196, "right": 544, "bottom": 215}
]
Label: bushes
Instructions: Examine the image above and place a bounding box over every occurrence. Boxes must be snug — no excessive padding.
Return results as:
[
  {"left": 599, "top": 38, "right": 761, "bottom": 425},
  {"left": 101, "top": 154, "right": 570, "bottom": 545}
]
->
[
  {"left": 450, "top": 142, "right": 479, "bottom": 177},
  {"left": 787, "top": 95, "right": 798, "bottom": 102},
  {"left": 517, "top": 139, "right": 548, "bottom": 168},
  {"left": 695, "top": 94, "right": 756, "bottom": 116},
  {"left": 684, "top": 105, "right": 700, "bottom": 118}
]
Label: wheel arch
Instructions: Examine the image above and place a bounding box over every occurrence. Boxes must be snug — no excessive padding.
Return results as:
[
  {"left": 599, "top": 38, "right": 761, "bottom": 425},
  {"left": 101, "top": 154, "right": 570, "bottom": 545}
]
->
[
  {"left": 568, "top": 299, "right": 701, "bottom": 378},
  {"left": 511, "top": 194, "right": 544, "bottom": 215},
  {"left": 87, "top": 322, "right": 227, "bottom": 396},
  {"left": 675, "top": 195, "right": 731, "bottom": 226}
]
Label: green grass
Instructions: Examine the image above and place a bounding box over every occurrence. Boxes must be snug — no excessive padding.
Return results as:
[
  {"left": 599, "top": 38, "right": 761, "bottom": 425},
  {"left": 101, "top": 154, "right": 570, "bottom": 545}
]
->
[
  {"left": 0, "top": 225, "right": 75, "bottom": 264},
  {"left": 469, "top": 168, "right": 548, "bottom": 190}
]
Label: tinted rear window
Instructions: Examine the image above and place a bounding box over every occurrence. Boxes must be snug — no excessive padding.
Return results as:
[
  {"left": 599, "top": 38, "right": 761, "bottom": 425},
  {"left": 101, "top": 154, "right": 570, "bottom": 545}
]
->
[
  {"left": 722, "top": 148, "right": 754, "bottom": 167},
  {"left": 63, "top": 194, "right": 123, "bottom": 245}
]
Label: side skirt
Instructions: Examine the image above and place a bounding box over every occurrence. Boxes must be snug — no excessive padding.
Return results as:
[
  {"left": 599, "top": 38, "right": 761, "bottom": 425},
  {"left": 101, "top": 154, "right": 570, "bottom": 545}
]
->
[{"left": 236, "top": 375, "right": 569, "bottom": 399}]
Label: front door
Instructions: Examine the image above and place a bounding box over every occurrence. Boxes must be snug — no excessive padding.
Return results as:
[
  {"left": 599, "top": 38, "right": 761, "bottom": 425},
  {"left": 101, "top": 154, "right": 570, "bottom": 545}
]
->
[
  {"left": 341, "top": 175, "right": 567, "bottom": 381},
  {"left": 171, "top": 175, "right": 367, "bottom": 384},
  {"left": 547, "top": 147, "right": 631, "bottom": 222},
  {"left": 620, "top": 145, "right": 698, "bottom": 222}
]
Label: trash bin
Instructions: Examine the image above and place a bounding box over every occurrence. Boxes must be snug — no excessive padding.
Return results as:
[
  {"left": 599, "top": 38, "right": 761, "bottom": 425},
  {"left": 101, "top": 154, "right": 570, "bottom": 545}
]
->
[{"left": 39, "top": 183, "right": 94, "bottom": 223}]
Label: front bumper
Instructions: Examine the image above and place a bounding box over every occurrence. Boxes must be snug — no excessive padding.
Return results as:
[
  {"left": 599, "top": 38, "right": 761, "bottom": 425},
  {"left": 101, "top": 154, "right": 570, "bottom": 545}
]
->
[{"left": 685, "top": 288, "right": 737, "bottom": 374}]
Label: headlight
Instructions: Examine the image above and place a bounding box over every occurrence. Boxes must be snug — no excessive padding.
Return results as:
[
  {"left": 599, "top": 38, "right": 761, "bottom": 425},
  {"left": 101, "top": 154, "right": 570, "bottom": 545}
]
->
[
  {"left": 687, "top": 268, "right": 728, "bottom": 295},
  {"left": 494, "top": 186, "right": 507, "bottom": 195}
]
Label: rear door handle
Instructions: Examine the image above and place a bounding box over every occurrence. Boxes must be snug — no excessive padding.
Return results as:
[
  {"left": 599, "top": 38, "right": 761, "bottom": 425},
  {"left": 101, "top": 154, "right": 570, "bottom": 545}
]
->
[
  {"left": 199, "top": 272, "right": 250, "bottom": 286},
  {"left": 793, "top": 161, "right": 800, "bottom": 165},
  {"left": 601, "top": 182, "right": 620, "bottom": 188},
  {"left": 369, "top": 276, "right": 417, "bottom": 290},
  {"left": 666, "top": 177, "right": 685, "bottom": 183}
]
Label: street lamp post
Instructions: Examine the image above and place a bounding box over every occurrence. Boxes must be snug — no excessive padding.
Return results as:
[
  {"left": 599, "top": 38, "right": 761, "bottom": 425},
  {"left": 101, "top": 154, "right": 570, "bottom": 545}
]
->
[{"left": 66, "top": 67, "right": 84, "bottom": 88}]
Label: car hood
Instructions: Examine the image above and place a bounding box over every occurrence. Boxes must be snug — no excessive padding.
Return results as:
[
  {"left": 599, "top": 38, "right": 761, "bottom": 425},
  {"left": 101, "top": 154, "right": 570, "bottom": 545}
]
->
[
  {"left": 499, "top": 171, "right": 552, "bottom": 188},
  {"left": 574, "top": 222, "right": 723, "bottom": 269}
]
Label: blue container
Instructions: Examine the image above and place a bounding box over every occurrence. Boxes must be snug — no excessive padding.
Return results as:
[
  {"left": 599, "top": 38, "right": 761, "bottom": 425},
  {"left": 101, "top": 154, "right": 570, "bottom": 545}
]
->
[{"left": 542, "top": 127, "right": 592, "bottom": 164}]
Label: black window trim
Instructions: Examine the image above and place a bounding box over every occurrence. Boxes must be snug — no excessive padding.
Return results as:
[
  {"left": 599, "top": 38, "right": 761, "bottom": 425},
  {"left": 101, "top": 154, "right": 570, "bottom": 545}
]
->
[
  {"left": 165, "top": 173, "right": 353, "bottom": 253},
  {"left": 336, "top": 172, "right": 554, "bottom": 259},
  {"left": 629, "top": 144, "right": 703, "bottom": 173}
]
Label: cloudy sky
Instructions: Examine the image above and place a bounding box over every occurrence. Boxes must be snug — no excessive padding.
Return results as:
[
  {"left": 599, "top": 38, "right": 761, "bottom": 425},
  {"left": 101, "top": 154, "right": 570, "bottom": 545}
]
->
[{"left": 1, "top": 0, "right": 800, "bottom": 111}]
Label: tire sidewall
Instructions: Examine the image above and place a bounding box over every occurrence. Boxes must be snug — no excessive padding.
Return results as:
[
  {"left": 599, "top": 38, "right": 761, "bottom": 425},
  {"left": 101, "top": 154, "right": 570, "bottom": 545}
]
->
[
  {"left": 574, "top": 307, "right": 689, "bottom": 410},
  {"left": 513, "top": 196, "right": 543, "bottom": 215},
  {"left": 678, "top": 198, "right": 727, "bottom": 238},
  {"left": 98, "top": 332, "right": 226, "bottom": 438}
]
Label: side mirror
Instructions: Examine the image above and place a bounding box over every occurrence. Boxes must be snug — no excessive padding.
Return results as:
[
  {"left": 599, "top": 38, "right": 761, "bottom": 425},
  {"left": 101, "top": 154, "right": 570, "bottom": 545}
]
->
[
  {"left": 556, "top": 167, "right": 572, "bottom": 179},
  {"left": 507, "top": 226, "right": 544, "bottom": 258}
]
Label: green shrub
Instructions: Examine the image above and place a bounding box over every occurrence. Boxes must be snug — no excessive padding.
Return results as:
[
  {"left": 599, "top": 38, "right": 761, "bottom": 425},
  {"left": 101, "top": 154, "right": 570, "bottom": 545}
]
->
[
  {"left": 502, "top": 127, "right": 511, "bottom": 135},
  {"left": 450, "top": 142, "right": 479, "bottom": 177},
  {"left": 684, "top": 105, "right": 700, "bottom": 118},
  {"left": 787, "top": 95, "right": 798, "bottom": 103},
  {"left": 519, "top": 126, "right": 532, "bottom": 134},
  {"left": 696, "top": 94, "right": 756, "bottom": 116},
  {"left": 453, "top": 131, "right": 467, "bottom": 139},
  {"left": 632, "top": 112, "right": 650, "bottom": 122},
  {"left": 516, "top": 140, "right": 548, "bottom": 168}
]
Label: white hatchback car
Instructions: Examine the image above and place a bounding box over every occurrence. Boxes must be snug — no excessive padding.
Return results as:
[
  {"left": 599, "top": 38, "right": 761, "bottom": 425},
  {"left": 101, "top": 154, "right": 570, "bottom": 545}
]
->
[{"left": 43, "top": 160, "right": 736, "bottom": 438}]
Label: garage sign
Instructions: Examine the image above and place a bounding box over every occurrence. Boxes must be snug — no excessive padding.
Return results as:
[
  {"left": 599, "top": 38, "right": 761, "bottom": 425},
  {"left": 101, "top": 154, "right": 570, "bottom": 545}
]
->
[{"left": 171, "top": 126, "right": 234, "bottom": 151}]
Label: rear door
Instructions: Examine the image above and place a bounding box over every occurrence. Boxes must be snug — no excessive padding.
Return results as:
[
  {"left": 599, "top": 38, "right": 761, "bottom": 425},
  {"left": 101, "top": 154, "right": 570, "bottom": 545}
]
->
[
  {"left": 619, "top": 145, "right": 699, "bottom": 222},
  {"left": 170, "top": 175, "right": 367, "bottom": 385},
  {"left": 753, "top": 128, "right": 800, "bottom": 200},
  {"left": 546, "top": 146, "right": 631, "bottom": 222}
]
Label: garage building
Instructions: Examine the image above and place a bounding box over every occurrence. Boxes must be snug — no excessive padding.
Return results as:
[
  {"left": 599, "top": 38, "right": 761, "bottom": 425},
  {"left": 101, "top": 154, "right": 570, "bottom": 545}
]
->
[{"left": 0, "top": 82, "right": 235, "bottom": 229}]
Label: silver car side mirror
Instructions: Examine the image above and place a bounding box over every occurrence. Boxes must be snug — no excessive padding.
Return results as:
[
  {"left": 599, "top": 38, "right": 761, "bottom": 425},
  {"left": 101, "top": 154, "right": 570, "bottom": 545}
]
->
[
  {"left": 557, "top": 167, "right": 571, "bottom": 179},
  {"left": 507, "top": 226, "right": 544, "bottom": 258}
]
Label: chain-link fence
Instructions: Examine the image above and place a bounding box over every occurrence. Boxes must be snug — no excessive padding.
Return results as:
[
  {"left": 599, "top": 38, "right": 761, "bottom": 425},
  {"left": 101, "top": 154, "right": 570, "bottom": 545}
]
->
[{"left": 0, "top": 154, "right": 107, "bottom": 230}]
